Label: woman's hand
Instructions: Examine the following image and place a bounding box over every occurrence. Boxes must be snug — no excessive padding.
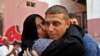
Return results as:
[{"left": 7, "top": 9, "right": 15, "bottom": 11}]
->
[{"left": 23, "top": 48, "right": 38, "bottom": 56}]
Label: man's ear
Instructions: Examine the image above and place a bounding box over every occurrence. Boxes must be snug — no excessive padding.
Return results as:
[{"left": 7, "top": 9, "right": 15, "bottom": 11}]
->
[
  {"left": 66, "top": 20, "right": 71, "bottom": 28},
  {"left": 68, "top": 20, "right": 72, "bottom": 24}
]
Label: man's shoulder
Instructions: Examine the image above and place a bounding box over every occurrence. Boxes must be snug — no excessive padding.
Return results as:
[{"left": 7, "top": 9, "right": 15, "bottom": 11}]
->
[
  {"left": 0, "top": 45, "right": 6, "bottom": 48},
  {"left": 0, "top": 45, "right": 7, "bottom": 52},
  {"left": 83, "top": 34, "right": 100, "bottom": 56},
  {"left": 83, "top": 34, "right": 96, "bottom": 42},
  {"left": 83, "top": 33, "right": 98, "bottom": 47}
]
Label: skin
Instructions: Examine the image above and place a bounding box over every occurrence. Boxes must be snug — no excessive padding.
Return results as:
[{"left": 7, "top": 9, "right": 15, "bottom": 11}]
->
[
  {"left": 68, "top": 18, "right": 79, "bottom": 25},
  {"left": 45, "top": 14, "right": 70, "bottom": 40},
  {"left": 2, "top": 37, "right": 17, "bottom": 56},
  {"left": 2, "top": 37, "right": 9, "bottom": 48},
  {"left": 35, "top": 17, "right": 46, "bottom": 38}
]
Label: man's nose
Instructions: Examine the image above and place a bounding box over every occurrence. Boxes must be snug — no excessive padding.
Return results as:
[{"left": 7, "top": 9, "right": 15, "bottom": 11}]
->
[{"left": 48, "top": 24, "right": 54, "bottom": 31}]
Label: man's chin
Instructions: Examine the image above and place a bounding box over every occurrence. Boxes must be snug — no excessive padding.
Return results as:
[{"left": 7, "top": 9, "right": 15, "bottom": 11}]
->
[
  {"left": 49, "top": 36, "right": 55, "bottom": 39},
  {"left": 50, "top": 37, "right": 58, "bottom": 40}
]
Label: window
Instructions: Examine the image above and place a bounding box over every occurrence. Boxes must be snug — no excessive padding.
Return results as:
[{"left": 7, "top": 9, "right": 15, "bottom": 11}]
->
[
  {"left": 31, "top": 2, "right": 35, "bottom": 7},
  {"left": 26, "top": 1, "right": 30, "bottom": 6},
  {"left": 26, "top": 1, "right": 35, "bottom": 7}
]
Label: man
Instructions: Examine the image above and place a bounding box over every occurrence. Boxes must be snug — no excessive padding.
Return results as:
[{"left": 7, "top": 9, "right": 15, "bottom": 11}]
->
[
  {"left": 68, "top": 14, "right": 79, "bottom": 25},
  {"left": 41, "top": 5, "right": 85, "bottom": 56},
  {"left": 69, "top": 13, "right": 100, "bottom": 56},
  {"left": 0, "top": 37, "right": 17, "bottom": 56}
]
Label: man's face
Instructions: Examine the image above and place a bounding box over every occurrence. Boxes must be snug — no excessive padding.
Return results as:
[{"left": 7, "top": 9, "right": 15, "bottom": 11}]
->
[
  {"left": 35, "top": 17, "right": 46, "bottom": 38},
  {"left": 69, "top": 18, "right": 78, "bottom": 25},
  {"left": 2, "top": 38, "right": 9, "bottom": 46},
  {"left": 45, "top": 14, "right": 70, "bottom": 40}
]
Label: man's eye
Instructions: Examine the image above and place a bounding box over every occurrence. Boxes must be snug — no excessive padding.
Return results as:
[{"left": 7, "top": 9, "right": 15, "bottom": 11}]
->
[{"left": 53, "top": 22, "right": 60, "bottom": 26}]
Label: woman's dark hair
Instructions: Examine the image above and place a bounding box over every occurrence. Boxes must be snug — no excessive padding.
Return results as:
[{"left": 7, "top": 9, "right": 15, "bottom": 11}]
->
[{"left": 20, "top": 14, "right": 44, "bottom": 56}]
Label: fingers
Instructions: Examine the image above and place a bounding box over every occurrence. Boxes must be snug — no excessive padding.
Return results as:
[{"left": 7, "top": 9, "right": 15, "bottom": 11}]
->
[
  {"left": 23, "top": 48, "right": 39, "bottom": 56},
  {"left": 26, "top": 48, "right": 31, "bottom": 55},
  {"left": 31, "top": 50, "right": 38, "bottom": 56},
  {"left": 23, "top": 50, "right": 27, "bottom": 56},
  {"left": 23, "top": 48, "right": 31, "bottom": 56}
]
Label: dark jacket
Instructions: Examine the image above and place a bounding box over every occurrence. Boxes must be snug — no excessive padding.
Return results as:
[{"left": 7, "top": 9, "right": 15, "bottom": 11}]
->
[{"left": 41, "top": 24, "right": 85, "bottom": 56}]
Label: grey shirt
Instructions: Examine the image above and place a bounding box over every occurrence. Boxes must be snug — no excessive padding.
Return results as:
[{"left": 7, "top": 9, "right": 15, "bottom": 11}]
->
[{"left": 32, "top": 38, "right": 53, "bottom": 55}]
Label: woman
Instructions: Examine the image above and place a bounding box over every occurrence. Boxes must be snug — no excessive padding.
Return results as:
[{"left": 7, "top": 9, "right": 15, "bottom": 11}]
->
[{"left": 19, "top": 14, "right": 53, "bottom": 56}]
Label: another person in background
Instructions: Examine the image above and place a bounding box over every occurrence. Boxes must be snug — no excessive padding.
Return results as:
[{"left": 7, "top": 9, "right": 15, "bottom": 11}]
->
[
  {"left": 41, "top": 5, "right": 85, "bottom": 56},
  {"left": 0, "top": 37, "right": 17, "bottom": 56},
  {"left": 68, "top": 14, "right": 79, "bottom": 25},
  {"left": 12, "top": 40, "right": 21, "bottom": 55},
  {"left": 69, "top": 13, "right": 100, "bottom": 56},
  {"left": 19, "top": 14, "right": 53, "bottom": 56}
]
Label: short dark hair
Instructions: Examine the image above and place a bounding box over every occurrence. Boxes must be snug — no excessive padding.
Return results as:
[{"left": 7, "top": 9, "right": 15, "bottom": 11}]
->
[
  {"left": 45, "top": 5, "right": 69, "bottom": 20},
  {"left": 69, "top": 13, "right": 78, "bottom": 19}
]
